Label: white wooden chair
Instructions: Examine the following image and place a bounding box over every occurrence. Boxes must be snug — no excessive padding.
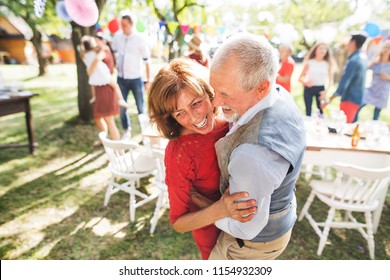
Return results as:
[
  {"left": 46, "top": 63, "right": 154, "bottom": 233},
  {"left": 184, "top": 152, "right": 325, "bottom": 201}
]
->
[
  {"left": 99, "top": 131, "right": 158, "bottom": 224},
  {"left": 298, "top": 162, "right": 390, "bottom": 259},
  {"left": 149, "top": 149, "right": 169, "bottom": 234},
  {"left": 138, "top": 113, "right": 168, "bottom": 155}
]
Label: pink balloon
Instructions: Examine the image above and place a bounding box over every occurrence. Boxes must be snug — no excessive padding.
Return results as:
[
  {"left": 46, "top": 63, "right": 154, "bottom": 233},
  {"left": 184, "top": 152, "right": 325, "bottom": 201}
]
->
[{"left": 64, "top": 0, "right": 98, "bottom": 27}]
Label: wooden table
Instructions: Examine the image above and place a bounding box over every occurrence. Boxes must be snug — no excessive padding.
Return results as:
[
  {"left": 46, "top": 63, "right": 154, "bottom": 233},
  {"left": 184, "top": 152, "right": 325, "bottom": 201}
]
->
[
  {"left": 303, "top": 120, "right": 390, "bottom": 168},
  {"left": 0, "top": 92, "right": 38, "bottom": 154},
  {"left": 302, "top": 117, "right": 390, "bottom": 233}
]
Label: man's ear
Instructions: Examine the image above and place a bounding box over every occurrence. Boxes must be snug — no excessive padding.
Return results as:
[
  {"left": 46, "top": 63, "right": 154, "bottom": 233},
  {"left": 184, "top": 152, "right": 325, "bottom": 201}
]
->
[{"left": 256, "top": 80, "right": 271, "bottom": 101}]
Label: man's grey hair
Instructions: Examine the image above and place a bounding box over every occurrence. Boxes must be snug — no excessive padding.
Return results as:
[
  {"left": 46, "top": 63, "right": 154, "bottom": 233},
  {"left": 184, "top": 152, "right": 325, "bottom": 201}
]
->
[{"left": 211, "top": 33, "right": 279, "bottom": 92}]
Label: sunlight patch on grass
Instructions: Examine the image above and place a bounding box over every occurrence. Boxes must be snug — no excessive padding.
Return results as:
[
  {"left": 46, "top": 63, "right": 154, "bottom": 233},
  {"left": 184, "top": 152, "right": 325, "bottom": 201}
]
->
[
  {"left": 4, "top": 231, "right": 46, "bottom": 259},
  {"left": 70, "top": 217, "right": 128, "bottom": 238},
  {"left": 0, "top": 151, "right": 88, "bottom": 196},
  {"left": 70, "top": 222, "right": 87, "bottom": 235},
  {"left": 55, "top": 152, "right": 106, "bottom": 177},
  {"left": 385, "top": 241, "right": 390, "bottom": 256},
  {"left": 90, "top": 217, "right": 128, "bottom": 238},
  {"left": 34, "top": 103, "right": 78, "bottom": 120},
  {"left": 30, "top": 238, "right": 62, "bottom": 260},
  {"left": 0, "top": 206, "right": 78, "bottom": 237}
]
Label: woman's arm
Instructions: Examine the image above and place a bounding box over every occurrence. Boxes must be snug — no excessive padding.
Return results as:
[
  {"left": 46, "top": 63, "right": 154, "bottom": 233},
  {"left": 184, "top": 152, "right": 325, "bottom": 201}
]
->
[
  {"left": 327, "top": 62, "right": 334, "bottom": 91},
  {"left": 190, "top": 187, "right": 214, "bottom": 209},
  {"left": 87, "top": 50, "right": 106, "bottom": 76},
  {"left": 298, "top": 63, "right": 311, "bottom": 87},
  {"left": 173, "top": 190, "right": 257, "bottom": 233}
]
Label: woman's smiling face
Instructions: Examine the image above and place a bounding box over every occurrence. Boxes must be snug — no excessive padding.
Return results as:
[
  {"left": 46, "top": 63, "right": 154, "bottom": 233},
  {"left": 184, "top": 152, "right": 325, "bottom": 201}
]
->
[{"left": 172, "top": 89, "right": 215, "bottom": 136}]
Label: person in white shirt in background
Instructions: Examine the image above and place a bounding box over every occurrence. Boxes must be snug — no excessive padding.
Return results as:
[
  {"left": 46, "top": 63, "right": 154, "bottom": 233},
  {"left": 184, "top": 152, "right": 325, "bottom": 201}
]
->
[
  {"left": 111, "top": 14, "right": 151, "bottom": 139},
  {"left": 79, "top": 35, "right": 123, "bottom": 142},
  {"left": 298, "top": 42, "right": 337, "bottom": 117},
  {"left": 80, "top": 35, "right": 128, "bottom": 108}
]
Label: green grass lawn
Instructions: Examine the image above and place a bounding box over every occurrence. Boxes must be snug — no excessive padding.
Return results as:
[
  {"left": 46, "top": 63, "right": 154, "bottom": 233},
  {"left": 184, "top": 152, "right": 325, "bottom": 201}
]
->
[{"left": 0, "top": 64, "right": 389, "bottom": 260}]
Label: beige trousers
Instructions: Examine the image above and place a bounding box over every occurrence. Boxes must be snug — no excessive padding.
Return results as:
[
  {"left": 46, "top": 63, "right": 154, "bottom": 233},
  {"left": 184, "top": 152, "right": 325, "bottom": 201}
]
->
[{"left": 209, "top": 228, "right": 292, "bottom": 260}]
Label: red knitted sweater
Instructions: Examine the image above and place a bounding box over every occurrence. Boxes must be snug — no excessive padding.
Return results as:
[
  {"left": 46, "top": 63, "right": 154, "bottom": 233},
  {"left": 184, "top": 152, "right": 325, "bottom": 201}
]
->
[{"left": 164, "top": 122, "right": 229, "bottom": 259}]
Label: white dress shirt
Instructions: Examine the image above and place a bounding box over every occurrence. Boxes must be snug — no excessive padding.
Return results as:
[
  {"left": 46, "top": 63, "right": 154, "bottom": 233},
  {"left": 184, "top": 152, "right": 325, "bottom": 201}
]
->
[{"left": 111, "top": 31, "right": 150, "bottom": 79}]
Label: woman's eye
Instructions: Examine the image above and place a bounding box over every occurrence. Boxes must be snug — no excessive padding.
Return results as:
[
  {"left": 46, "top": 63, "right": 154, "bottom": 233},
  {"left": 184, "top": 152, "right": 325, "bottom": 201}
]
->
[{"left": 192, "top": 100, "right": 203, "bottom": 107}]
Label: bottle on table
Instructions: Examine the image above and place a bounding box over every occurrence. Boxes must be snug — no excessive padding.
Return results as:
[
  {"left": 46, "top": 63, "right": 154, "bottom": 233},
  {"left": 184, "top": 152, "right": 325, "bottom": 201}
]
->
[{"left": 351, "top": 124, "right": 360, "bottom": 147}]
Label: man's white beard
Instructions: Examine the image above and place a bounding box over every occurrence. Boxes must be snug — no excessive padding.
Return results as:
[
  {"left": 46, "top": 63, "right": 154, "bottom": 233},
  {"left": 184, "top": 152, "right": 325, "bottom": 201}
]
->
[{"left": 222, "top": 111, "right": 240, "bottom": 123}]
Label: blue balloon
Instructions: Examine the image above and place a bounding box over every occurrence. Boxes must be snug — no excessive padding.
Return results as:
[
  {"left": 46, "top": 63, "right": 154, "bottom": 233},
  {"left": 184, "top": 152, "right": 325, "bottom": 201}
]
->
[
  {"left": 56, "top": 1, "right": 72, "bottom": 22},
  {"left": 365, "top": 22, "right": 380, "bottom": 38}
]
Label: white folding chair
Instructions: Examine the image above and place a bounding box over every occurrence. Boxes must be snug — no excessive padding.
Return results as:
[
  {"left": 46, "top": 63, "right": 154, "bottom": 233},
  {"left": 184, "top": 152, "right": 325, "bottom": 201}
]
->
[
  {"left": 299, "top": 162, "right": 390, "bottom": 259},
  {"left": 99, "top": 131, "right": 158, "bottom": 223},
  {"left": 149, "top": 149, "right": 169, "bottom": 234},
  {"left": 138, "top": 113, "right": 168, "bottom": 155}
]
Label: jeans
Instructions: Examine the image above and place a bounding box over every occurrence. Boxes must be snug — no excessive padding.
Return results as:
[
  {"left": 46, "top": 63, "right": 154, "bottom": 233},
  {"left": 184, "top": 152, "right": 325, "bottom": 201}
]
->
[
  {"left": 354, "top": 104, "right": 382, "bottom": 122},
  {"left": 117, "top": 77, "right": 145, "bottom": 130},
  {"left": 303, "top": 85, "right": 324, "bottom": 116}
]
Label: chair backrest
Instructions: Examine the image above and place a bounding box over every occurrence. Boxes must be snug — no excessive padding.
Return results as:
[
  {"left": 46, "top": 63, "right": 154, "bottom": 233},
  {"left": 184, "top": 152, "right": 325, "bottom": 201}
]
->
[
  {"left": 99, "top": 131, "right": 154, "bottom": 174},
  {"left": 138, "top": 113, "right": 168, "bottom": 153},
  {"left": 332, "top": 162, "right": 390, "bottom": 207},
  {"left": 151, "top": 149, "right": 165, "bottom": 183},
  {"left": 138, "top": 113, "right": 152, "bottom": 148}
]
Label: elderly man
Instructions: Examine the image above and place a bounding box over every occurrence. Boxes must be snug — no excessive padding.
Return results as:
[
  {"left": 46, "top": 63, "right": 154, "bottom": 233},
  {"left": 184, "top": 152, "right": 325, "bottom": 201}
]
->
[{"left": 209, "top": 33, "right": 306, "bottom": 260}]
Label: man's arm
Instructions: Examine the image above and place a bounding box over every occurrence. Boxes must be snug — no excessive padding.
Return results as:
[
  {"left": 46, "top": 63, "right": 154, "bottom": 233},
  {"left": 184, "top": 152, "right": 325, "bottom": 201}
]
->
[
  {"left": 215, "top": 144, "right": 290, "bottom": 240},
  {"left": 144, "top": 62, "right": 151, "bottom": 91},
  {"left": 322, "top": 60, "right": 357, "bottom": 108}
]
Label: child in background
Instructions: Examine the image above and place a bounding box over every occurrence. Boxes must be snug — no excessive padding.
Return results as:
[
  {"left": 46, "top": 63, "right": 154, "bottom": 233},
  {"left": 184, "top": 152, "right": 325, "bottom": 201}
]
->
[
  {"left": 80, "top": 35, "right": 128, "bottom": 108},
  {"left": 276, "top": 43, "right": 295, "bottom": 93}
]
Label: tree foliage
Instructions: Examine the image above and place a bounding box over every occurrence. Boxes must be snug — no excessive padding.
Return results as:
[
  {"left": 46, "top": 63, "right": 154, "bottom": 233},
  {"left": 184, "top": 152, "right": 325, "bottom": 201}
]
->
[{"left": 147, "top": 0, "right": 205, "bottom": 59}]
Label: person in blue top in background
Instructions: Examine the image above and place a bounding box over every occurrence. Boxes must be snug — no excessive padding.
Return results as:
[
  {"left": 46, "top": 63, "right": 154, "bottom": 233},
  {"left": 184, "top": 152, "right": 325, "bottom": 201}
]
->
[
  {"left": 355, "top": 40, "right": 390, "bottom": 121},
  {"left": 321, "top": 34, "right": 367, "bottom": 123}
]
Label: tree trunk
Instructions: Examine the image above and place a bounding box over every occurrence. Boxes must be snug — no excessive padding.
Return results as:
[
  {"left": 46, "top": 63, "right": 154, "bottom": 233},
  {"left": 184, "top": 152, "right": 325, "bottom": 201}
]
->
[
  {"left": 30, "top": 29, "right": 47, "bottom": 76},
  {"left": 71, "top": 26, "right": 94, "bottom": 122},
  {"left": 168, "top": 31, "right": 184, "bottom": 60},
  {"left": 69, "top": 0, "right": 106, "bottom": 122}
]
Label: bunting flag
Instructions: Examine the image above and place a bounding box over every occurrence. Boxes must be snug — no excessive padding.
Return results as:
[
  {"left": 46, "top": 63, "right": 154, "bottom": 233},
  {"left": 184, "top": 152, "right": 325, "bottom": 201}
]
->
[
  {"left": 167, "top": 22, "right": 179, "bottom": 33},
  {"left": 136, "top": 20, "right": 146, "bottom": 32},
  {"left": 180, "top": 24, "right": 190, "bottom": 35},
  {"left": 158, "top": 21, "right": 166, "bottom": 30},
  {"left": 193, "top": 25, "right": 202, "bottom": 34},
  {"left": 34, "top": 0, "right": 47, "bottom": 18},
  {"left": 205, "top": 25, "right": 216, "bottom": 35},
  {"left": 218, "top": 26, "right": 225, "bottom": 35}
]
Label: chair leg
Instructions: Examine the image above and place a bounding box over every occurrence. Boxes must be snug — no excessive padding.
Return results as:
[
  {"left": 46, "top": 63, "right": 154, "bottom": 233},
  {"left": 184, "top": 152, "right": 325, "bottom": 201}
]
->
[
  {"left": 344, "top": 211, "right": 351, "bottom": 222},
  {"left": 150, "top": 190, "right": 164, "bottom": 234},
  {"left": 317, "top": 207, "right": 335, "bottom": 256},
  {"left": 104, "top": 179, "right": 115, "bottom": 207},
  {"left": 365, "top": 211, "right": 375, "bottom": 260},
  {"left": 299, "top": 190, "right": 315, "bottom": 221},
  {"left": 129, "top": 191, "right": 136, "bottom": 223}
]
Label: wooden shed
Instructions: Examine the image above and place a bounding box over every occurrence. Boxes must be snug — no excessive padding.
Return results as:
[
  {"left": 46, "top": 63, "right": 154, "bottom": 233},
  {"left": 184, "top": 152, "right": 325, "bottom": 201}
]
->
[{"left": 0, "top": 15, "right": 32, "bottom": 64}]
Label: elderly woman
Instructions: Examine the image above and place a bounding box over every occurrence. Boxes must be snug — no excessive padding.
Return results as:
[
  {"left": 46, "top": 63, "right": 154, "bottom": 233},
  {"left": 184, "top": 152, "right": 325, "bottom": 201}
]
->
[{"left": 148, "top": 58, "right": 256, "bottom": 259}]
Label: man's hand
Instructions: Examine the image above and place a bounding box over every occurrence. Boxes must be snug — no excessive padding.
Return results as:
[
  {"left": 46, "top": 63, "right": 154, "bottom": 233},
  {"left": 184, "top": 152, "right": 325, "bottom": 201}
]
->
[
  {"left": 144, "top": 81, "right": 150, "bottom": 91},
  {"left": 219, "top": 188, "right": 257, "bottom": 223},
  {"left": 96, "top": 50, "right": 106, "bottom": 60}
]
